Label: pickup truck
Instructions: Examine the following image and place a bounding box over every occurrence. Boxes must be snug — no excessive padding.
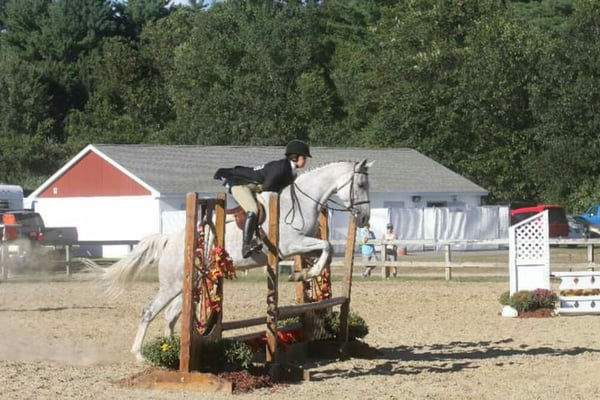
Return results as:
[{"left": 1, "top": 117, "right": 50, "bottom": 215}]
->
[
  {"left": 1, "top": 210, "right": 78, "bottom": 270},
  {"left": 510, "top": 204, "right": 569, "bottom": 238},
  {"left": 579, "top": 204, "right": 600, "bottom": 225}
]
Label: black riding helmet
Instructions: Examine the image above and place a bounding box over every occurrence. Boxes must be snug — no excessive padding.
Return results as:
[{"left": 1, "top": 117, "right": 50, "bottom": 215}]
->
[{"left": 285, "top": 139, "right": 312, "bottom": 158}]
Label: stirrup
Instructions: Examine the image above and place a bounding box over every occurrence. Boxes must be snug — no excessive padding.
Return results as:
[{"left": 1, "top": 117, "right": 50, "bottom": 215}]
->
[{"left": 242, "top": 240, "right": 263, "bottom": 258}]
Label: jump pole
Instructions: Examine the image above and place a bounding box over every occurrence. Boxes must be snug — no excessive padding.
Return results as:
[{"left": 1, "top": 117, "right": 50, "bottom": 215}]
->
[
  {"left": 339, "top": 213, "right": 357, "bottom": 346},
  {"left": 180, "top": 192, "right": 227, "bottom": 372},
  {"left": 132, "top": 192, "right": 231, "bottom": 393},
  {"left": 265, "top": 192, "right": 280, "bottom": 364}
]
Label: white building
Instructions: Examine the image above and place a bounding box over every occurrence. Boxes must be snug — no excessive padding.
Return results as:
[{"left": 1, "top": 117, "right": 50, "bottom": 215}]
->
[{"left": 26, "top": 144, "right": 489, "bottom": 256}]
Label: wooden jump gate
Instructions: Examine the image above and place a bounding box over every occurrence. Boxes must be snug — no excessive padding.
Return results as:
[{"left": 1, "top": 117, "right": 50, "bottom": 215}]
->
[{"left": 155, "top": 192, "right": 357, "bottom": 392}]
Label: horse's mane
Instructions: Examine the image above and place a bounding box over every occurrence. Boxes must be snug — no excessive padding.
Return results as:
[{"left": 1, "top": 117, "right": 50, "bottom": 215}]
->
[{"left": 299, "top": 160, "right": 357, "bottom": 176}]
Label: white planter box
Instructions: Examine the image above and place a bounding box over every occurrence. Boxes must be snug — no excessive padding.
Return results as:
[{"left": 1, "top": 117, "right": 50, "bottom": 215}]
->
[{"left": 553, "top": 271, "right": 600, "bottom": 314}]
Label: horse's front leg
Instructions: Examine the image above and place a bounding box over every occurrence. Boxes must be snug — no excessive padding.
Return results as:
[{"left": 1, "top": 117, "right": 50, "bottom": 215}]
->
[
  {"left": 284, "top": 237, "right": 332, "bottom": 281},
  {"left": 131, "top": 288, "right": 179, "bottom": 362}
]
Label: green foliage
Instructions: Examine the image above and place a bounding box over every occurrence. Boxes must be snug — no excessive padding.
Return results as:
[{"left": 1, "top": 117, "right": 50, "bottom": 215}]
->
[
  {"left": 141, "top": 335, "right": 180, "bottom": 369},
  {"left": 278, "top": 317, "right": 300, "bottom": 327},
  {"left": 1, "top": 0, "right": 600, "bottom": 210},
  {"left": 499, "top": 289, "right": 558, "bottom": 312},
  {"left": 324, "top": 310, "right": 369, "bottom": 341},
  {"left": 222, "top": 339, "right": 253, "bottom": 370},
  {"left": 141, "top": 336, "right": 253, "bottom": 371},
  {"left": 166, "top": 0, "right": 333, "bottom": 146},
  {"left": 511, "top": 0, "right": 573, "bottom": 37},
  {"left": 498, "top": 290, "right": 511, "bottom": 306},
  {"left": 124, "top": 0, "right": 170, "bottom": 30},
  {"left": 198, "top": 339, "right": 253, "bottom": 371}
]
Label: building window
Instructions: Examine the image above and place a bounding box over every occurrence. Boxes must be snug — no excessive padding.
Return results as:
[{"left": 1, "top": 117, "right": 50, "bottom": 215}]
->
[{"left": 427, "top": 201, "right": 447, "bottom": 208}]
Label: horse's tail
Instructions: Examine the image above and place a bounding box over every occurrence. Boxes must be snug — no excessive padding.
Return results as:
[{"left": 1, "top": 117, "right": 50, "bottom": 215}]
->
[{"left": 81, "top": 233, "right": 170, "bottom": 299}]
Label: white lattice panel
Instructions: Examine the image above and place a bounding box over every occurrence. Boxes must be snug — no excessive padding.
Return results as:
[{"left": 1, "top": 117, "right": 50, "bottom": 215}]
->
[{"left": 508, "top": 211, "right": 550, "bottom": 294}]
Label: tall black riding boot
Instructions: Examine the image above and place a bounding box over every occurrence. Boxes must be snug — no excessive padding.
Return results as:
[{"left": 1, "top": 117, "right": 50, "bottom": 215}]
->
[{"left": 242, "top": 211, "right": 262, "bottom": 258}]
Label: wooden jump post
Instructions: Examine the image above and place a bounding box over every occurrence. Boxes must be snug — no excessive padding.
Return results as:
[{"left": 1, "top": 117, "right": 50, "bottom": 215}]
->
[{"left": 180, "top": 192, "right": 227, "bottom": 372}]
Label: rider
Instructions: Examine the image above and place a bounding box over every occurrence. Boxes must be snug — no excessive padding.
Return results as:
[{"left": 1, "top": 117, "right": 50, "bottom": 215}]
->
[{"left": 213, "top": 139, "right": 311, "bottom": 258}]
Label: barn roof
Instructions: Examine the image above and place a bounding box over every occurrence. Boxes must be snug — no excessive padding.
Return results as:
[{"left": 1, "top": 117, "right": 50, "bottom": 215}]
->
[
  {"left": 92, "top": 144, "right": 487, "bottom": 195},
  {"left": 30, "top": 144, "right": 488, "bottom": 197}
]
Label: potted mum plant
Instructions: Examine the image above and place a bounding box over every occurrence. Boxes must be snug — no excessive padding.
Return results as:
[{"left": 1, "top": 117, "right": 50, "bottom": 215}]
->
[{"left": 499, "top": 288, "right": 558, "bottom": 317}]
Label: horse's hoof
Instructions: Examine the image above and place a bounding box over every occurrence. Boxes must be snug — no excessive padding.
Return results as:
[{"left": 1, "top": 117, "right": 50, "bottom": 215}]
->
[{"left": 288, "top": 271, "right": 306, "bottom": 282}]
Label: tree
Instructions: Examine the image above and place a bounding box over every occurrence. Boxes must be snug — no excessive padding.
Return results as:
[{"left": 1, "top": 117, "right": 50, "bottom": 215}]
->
[
  {"left": 510, "top": 0, "right": 573, "bottom": 37},
  {"left": 0, "top": 0, "right": 120, "bottom": 185},
  {"left": 65, "top": 36, "right": 174, "bottom": 149},
  {"left": 119, "top": 0, "right": 172, "bottom": 38},
  {"left": 529, "top": 0, "right": 600, "bottom": 211},
  {"left": 166, "top": 0, "right": 337, "bottom": 145}
]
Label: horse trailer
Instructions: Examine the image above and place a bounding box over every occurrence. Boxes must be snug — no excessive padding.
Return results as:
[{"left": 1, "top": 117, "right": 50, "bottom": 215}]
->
[{"left": 0, "top": 185, "right": 23, "bottom": 212}]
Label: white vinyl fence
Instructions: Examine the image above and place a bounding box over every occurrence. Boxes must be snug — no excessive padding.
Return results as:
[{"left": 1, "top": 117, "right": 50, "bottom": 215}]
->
[
  {"left": 329, "top": 205, "right": 510, "bottom": 253},
  {"left": 162, "top": 205, "right": 510, "bottom": 255}
]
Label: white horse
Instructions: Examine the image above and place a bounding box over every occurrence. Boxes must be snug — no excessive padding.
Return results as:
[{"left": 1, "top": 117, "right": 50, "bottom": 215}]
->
[{"left": 88, "top": 160, "right": 373, "bottom": 361}]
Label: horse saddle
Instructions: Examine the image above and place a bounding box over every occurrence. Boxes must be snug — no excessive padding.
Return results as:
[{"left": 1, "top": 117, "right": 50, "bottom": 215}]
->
[{"left": 227, "top": 203, "right": 266, "bottom": 231}]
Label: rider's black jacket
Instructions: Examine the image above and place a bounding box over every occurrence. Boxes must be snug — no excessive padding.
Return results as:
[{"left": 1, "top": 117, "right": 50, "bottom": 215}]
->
[{"left": 214, "top": 158, "right": 295, "bottom": 192}]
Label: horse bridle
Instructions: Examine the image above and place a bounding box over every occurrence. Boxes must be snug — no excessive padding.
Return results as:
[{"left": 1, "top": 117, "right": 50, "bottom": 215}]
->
[{"left": 290, "top": 161, "right": 371, "bottom": 217}]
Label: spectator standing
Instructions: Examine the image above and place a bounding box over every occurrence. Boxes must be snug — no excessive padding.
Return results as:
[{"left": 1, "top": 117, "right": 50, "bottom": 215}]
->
[
  {"left": 382, "top": 223, "right": 398, "bottom": 277},
  {"left": 359, "top": 223, "right": 377, "bottom": 277}
]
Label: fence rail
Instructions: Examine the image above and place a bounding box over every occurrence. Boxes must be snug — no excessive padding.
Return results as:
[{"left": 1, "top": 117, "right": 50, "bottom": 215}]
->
[
  {"left": 5, "top": 236, "right": 600, "bottom": 281},
  {"left": 327, "top": 238, "right": 600, "bottom": 280}
]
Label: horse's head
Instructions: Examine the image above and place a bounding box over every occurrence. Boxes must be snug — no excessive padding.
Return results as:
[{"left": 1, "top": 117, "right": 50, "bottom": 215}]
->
[{"left": 335, "top": 159, "right": 373, "bottom": 228}]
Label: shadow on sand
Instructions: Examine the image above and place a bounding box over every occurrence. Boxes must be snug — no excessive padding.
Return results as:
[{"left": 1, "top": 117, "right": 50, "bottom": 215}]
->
[{"left": 307, "top": 338, "right": 600, "bottom": 381}]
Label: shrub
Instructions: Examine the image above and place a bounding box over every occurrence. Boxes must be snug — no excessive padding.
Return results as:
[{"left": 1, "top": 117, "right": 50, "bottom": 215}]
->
[
  {"left": 324, "top": 310, "right": 369, "bottom": 340},
  {"left": 141, "top": 335, "right": 180, "bottom": 369},
  {"left": 198, "top": 339, "right": 253, "bottom": 371},
  {"left": 222, "top": 339, "right": 253, "bottom": 370},
  {"left": 499, "top": 289, "right": 558, "bottom": 312},
  {"left": 498, "top": 291, "right": 511, "bottom": 306},
  {"left": 141, "top": 336, "right": 253, "bottom": 371}
]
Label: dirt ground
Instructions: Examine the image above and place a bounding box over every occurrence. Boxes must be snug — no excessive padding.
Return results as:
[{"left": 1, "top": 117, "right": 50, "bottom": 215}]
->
[{"left": 1, "top": 270, "right": 600, "bottom": 400}]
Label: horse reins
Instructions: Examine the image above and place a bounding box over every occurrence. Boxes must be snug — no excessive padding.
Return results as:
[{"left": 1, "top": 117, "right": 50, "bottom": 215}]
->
[{"left": 286, "top": 162, "right": 370, "bottom": 228}]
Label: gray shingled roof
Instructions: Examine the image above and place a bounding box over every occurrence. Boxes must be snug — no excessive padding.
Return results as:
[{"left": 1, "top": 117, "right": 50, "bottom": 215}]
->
[{"left": 92, "top": 144, "right": 488, "bottom": 195}]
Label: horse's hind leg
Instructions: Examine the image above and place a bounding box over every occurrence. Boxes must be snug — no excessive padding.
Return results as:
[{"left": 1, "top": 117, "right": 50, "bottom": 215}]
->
[
  {"left": 163, "top": 294, "right": 182, "bottom": 336},
  {"left": 131, "top": 288, "right": 180, "bottom": 362}
]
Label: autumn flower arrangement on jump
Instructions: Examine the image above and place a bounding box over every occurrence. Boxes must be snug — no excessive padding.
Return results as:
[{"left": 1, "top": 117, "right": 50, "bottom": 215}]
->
[
  {"left": 194, "top": 225, "right": 236, "bottom": 331},
  {"left": 303, "top": 266, "right": 332, "bottom": 301},
  {"left": 141, "top": 310, "right": 370, "bottom": 370},
  {"left": 244, "top": 328, "right": 307, "bottom": 352}
]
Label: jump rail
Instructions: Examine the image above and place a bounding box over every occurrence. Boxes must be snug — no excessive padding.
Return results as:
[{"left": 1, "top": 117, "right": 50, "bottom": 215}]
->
[{"left": 220, "top": 297, "right": 348, "bottom": 331}]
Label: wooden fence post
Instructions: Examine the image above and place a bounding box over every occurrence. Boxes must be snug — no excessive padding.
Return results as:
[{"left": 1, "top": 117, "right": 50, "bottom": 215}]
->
[{"left": 444, "top": 244, "right": 452, "bottom": 281}]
